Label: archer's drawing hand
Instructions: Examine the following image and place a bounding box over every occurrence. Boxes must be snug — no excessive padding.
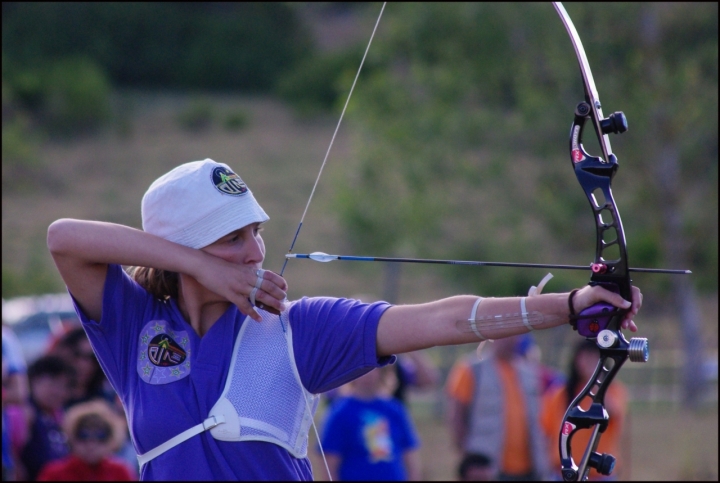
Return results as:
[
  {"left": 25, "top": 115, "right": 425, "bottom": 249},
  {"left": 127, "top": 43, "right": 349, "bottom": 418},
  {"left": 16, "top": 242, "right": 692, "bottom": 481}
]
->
[
  {"left": 194, "top": 253, "right": 288, "bottom": 322},
  {"left": 572, "top": 285, "right": 642, "bottom": 332}
]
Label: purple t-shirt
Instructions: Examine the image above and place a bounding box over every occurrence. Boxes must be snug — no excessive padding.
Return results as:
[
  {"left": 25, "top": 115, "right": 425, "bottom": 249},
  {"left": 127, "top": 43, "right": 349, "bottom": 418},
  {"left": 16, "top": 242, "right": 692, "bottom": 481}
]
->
[{"left": 71, "top": 264, "right": 393, "bottom": 481}]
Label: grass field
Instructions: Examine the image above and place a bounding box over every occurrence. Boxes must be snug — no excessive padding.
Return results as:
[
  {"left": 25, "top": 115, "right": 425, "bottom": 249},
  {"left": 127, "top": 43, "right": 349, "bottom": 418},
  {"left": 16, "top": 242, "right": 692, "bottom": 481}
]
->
[{"left": 3, "top": 92, "right": 717, "bottom": 481}]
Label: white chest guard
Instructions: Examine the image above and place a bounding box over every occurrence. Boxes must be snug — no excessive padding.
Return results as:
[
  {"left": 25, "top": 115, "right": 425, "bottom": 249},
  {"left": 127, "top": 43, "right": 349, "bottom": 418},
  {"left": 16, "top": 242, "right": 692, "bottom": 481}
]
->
[
  {"left": 137, "top": 307, "right": 319, "bottom": 469},
  {"left": 208, "top": 307, "right": 319, "bottom": 456}
]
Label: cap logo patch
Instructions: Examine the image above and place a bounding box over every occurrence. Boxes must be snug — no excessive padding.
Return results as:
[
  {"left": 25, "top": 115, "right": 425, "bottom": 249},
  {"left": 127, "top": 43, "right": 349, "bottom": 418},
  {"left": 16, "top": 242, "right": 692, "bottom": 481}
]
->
[{"left": 212, "top": 166, "right": 248, "bottom": 196}]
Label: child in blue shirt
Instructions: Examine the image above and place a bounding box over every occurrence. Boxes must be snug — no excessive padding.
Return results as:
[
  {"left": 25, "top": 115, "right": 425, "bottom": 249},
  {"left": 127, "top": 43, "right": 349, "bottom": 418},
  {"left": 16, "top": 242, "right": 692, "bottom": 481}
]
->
[{"left": 322, "top": 365, "right": 420, "bottom": 481}]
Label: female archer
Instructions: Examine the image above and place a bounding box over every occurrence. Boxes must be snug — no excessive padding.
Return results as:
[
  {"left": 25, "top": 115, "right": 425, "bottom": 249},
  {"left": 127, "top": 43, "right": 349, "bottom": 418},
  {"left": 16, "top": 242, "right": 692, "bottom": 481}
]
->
[{"left": 47, "top": 158, "right": 642, "bottom": 480}]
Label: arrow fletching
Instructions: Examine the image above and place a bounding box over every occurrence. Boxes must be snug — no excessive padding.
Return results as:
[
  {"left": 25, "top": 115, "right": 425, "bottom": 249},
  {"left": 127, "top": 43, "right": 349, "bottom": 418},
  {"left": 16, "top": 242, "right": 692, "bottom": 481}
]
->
[{"left": 309, "top": 252, "right": 336, "bottom": 262}]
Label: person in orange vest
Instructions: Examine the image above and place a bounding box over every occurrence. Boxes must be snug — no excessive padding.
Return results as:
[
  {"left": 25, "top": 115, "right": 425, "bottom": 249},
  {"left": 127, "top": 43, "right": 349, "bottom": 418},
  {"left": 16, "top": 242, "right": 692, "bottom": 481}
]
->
[{"left": 446, "top": 336, "right": 551, "bottom": 480}]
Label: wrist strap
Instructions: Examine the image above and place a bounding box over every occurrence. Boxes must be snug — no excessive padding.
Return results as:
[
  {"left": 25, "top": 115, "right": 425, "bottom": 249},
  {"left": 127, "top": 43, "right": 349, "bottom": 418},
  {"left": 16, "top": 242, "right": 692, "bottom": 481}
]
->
[
  {"left": 468, "top": 297, "right": 485, "bottom": 340},
  {"left": 520, "top": 297, "right": 533, "bottom": 331}
]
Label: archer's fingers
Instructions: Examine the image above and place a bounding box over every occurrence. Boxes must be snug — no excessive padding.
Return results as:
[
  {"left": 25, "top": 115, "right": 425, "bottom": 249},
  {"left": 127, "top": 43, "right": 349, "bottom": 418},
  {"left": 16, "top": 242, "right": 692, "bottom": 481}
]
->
[
  {"left": 261, "top": 270, "right": 288, "bottom": 292},
  {"left": 255, "top": 276, "right": 288, "bottom": 303},
  {"left": 252, "top": 288, "right": 287, "bottom": 314},
  {"left": 621, "top": 318, "right": 638, "bottom": 332},
  {"left": 235, "top": 296, "right": 262, "bottom": 322},
  {"left": 582, "top": 285, "right": 631, "bottom": 311},
  {"left": 249, "top": 269, "right": 287, "bottom": 315},
  {"left": 620, "top": 286, "right": 642, "bottom": 333},
  {"left": 630, "top": 286, "right": 643, "bottom": 314}
]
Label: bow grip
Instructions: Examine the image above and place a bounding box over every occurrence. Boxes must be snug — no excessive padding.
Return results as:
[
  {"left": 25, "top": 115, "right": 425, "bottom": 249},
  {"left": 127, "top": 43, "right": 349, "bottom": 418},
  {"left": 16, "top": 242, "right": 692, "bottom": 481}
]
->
[{"left": 572, "top": 282, "right": 625, "bottom": 337}]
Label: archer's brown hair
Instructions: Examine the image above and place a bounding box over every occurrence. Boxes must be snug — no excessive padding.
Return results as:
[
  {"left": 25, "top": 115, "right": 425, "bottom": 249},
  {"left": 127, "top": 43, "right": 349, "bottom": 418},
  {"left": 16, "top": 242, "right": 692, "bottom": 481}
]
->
[{"left": 127, "top": 266, "right": 179, "bottom": 301}]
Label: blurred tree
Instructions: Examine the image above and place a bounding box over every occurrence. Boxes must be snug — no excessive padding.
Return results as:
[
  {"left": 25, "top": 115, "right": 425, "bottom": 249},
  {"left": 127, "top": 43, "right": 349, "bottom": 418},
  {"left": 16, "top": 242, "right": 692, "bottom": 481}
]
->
[
  {"left": 630, "top": 2, "right": 718, "bottom": 408},
  {"left": 41, "top": 57, "right": 112, "bottom": 135},
  {"left": 2, "top": 56, "right": 112, "bottom": 146},
  {"left": 276, "top": 46, "right": 368, "bottom": 116},
  {"left": 337, "top": 3, "right": 588, "bottom": 296},
  {"left": 327, "top": 3, "right": 716, "bottom": 405},
  {"left": 329, "top": 2, "right": 717, "bottom": 293},
  {"left": 2, "top": 2, "right": 312, "bottom": 91}
]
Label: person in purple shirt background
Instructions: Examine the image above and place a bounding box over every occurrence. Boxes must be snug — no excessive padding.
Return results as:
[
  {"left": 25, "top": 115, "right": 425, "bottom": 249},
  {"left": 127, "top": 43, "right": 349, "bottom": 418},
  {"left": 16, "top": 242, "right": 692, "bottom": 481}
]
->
[{"left": 46, "top": 158, "right": 643, "bottom": 481}]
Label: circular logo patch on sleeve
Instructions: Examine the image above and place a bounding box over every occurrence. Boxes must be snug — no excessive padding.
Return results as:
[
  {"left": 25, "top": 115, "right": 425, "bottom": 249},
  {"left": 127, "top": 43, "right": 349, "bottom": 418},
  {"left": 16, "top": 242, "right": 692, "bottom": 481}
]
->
[
  {"left": 212, "top": 166, "right": 248, "bottom": 196},
  {"left": 137, "top": 320, "right": 191, "bottom": 385}
]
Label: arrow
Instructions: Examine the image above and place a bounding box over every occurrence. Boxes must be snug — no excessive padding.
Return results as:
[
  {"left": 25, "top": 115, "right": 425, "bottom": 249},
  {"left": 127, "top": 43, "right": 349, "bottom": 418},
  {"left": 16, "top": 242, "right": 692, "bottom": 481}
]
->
[{"left": 285, "top": 252, "right": 690, "bottom": 274}]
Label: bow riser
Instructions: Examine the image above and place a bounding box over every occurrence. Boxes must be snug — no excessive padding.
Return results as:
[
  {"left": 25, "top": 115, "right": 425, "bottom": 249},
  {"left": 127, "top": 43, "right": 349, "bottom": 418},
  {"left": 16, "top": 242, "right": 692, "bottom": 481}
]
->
[{"left": 571, "top": 107, "right": 630, "bottom": 337}]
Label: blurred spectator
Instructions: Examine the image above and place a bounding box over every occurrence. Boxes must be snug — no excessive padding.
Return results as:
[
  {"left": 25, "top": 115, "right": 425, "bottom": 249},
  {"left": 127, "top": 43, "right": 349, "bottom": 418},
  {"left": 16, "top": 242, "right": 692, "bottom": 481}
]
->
[
  {"left": 328, "top": 351, "right": 439, "bottom": 406},
  {"left": 391, "top": 351, "right": 440, "bottom": 406},
  {"left": 2, "top": 326, "right": 28, "bottom": 405},
  {"left": 515, "top": 333, "right": 565, "bottom": 395},
  {"left": 2, "top": 325, "right": 29, "bottom": 481},
  {"left": 19, "top": 356, "right": 74, "bottom": 481},
  {"left": 321, "top": 365, "right": 421, "bottom": 481},
  {"left": 457, "top": 453, "right": 494, "bottom": 481},
  {"left": 47, "top": 327, "right": 138, "bottom": 478},
  {"left": 47, "top": 327, "right": 115, "bottom": 408},
  {"left": 540, "top": 339, "right": 629, "bottom": 480},
  {"left": 446, "top": 336, "right": 551, "bottom": 481},
  {"left": 37, "top": 399, "right": 134, "bottom": 481}
]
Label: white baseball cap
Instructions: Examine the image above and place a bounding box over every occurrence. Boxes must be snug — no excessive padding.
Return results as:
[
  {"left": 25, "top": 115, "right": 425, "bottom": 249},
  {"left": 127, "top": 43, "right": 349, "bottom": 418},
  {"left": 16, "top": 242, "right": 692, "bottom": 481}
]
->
[{"left": 141, "top": 159, "right": 269, "bottom": 249}]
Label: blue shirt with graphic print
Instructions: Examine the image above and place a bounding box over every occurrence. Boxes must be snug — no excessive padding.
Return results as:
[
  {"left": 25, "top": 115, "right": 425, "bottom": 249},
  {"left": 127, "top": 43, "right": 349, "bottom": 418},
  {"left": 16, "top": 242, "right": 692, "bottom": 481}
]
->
[
  {"left": 321, "top": 396, "right": 420, "bottom": 481},
  {"left": 71, "top": 263, "right": 393, "bottom": 481}
]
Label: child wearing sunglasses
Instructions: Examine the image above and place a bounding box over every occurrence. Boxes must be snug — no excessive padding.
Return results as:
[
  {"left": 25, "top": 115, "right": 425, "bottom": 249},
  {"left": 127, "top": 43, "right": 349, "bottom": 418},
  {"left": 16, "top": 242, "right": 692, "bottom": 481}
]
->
[{"left": 36, "top": 400, "right": 134, "bottom": 481}]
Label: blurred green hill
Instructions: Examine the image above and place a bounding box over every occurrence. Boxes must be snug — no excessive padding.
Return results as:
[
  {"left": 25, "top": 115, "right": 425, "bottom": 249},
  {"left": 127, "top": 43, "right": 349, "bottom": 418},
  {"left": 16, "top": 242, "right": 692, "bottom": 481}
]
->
[{"left": 2, "top": 2, "right": 311, "bottom": 91}]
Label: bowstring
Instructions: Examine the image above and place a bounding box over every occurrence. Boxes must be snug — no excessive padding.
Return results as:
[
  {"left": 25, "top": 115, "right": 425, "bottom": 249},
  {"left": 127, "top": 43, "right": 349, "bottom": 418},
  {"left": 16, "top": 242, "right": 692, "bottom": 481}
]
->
[
  {"left": 280, "top": 4, "right": 387, "bottom": 481},
  {"left": 280, "top": 2, "right": 387, "bottom": 277}
]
